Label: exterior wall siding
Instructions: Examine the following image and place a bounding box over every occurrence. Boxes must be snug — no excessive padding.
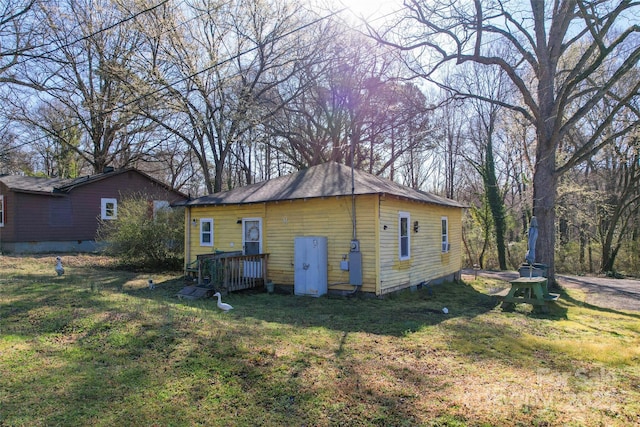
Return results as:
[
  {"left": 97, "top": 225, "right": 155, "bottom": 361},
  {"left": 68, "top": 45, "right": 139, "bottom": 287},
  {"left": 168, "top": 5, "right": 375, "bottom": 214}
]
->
[
  {"left": 186, "top": 195, "right": 379, "bottom": 294},
  {"left": 0, "top": 170, "right": 186, "bottom": 252},
  {"left": 187, "top": 204, "right": 267, "bottom": 260},
  {"left": 185, "top": 194, "right": 463, "bottom": 295},
  {"left": 378, "top": 196, "right": 462, "bottom": 294},
  {"left": 0, "top": 182, "right": 15, "bottom": 241}
]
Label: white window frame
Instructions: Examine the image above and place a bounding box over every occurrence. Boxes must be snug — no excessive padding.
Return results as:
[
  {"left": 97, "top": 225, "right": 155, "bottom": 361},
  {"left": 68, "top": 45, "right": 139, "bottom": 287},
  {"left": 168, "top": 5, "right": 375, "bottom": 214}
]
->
[
  {"left": 441, "top": 216, "right": 450, "bottom": 253},
  {"left": 200, "top": 218, "right": 214, "bottom": 247},
  {"left": 153, "top": 200, "right": 170, "bottom": 220},
  {"left": 399, "top": 211, "right": 410, "bottom": 260},
  {"left": 0, "top": 195, "right": 4, "bottom": 227},
  {"left": 241, "top": 217, "right": 263, "bottom": 255},
  {"left": 101, "top": 198, "right": 118, "bottom": 220}
]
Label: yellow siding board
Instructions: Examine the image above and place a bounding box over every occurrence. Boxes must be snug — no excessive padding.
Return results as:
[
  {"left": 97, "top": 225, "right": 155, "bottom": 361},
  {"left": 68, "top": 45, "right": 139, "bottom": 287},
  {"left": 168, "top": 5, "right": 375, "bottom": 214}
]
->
[
  {"left": 264, "top": 196, "right": 377, "bottom": 293},
  {"left": 186, "top": 196, "right": 379, "bottom": 294},
  {"left": 378, "top": 198, "right": 462, "bottom": 293},
  {"left": 185, "top": 194, "right": 461, "bottom": 295},
  {"left": 187, "top": 204, "right": 266, "bottom": 259}
]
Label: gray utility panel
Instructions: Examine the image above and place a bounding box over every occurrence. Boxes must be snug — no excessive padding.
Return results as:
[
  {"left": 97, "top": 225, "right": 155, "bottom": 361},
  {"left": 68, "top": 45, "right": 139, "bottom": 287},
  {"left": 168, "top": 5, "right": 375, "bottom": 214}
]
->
[{"left": 294, "top": 236, "right": 328, "bottom": 297}]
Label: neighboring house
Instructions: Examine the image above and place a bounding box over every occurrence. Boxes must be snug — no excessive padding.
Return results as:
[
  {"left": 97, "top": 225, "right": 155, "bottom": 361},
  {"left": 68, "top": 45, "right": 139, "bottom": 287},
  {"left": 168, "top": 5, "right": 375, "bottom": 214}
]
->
[
  {"left": 182, "top": 162, "right": 465, "bottom": 296},
  {"left": 0, "top": 168, "right": 188, "bottom": 253}
]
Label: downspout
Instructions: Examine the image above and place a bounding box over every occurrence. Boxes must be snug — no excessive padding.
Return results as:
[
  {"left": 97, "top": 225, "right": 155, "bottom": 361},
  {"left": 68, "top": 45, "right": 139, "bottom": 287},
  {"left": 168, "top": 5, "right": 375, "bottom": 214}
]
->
[
  {"left": 375, "top": 196, "right": 381, "bottom": 296},
  {"left": 349, "top": 133, "right": 360, "bottom": 294},
  {"left": 185, "top": 206, "right": 191, "bottom": 268},
  {"left": 351, "top": 134, "right": 356, "bottom": 241}
]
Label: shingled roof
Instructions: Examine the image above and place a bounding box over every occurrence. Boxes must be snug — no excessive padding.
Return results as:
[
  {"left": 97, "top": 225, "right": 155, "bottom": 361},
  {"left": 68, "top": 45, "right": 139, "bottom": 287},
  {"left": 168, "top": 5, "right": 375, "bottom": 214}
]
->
[
  {"left": 186, "top": 162, "right": 465, "bottom": 208},
  {"left": 0, "top": 175, "right": 75, "bottom": 195},
  {"left": 0, "top": 168, "right": 185, "bottom": 196}
]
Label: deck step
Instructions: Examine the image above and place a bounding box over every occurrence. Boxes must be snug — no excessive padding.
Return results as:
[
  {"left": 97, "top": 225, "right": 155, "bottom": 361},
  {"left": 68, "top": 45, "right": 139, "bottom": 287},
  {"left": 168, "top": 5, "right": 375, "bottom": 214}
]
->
[{"left": 176, "top": 285, "right": 214, "bottom": 300}]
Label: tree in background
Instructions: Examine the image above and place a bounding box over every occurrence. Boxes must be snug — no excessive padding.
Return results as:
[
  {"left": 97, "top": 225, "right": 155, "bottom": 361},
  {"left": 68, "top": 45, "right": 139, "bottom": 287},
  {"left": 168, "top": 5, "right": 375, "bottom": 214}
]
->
[
  {"left": 131, "top": 0, "right": 314, "bottom": 193},
  {"left": 455, "top": 59, "right": 513, "bottom": 270},
  {"left": 0, "top": 125, "right": 33, "bottom": 174},
  {"left": 26, "top": 103, "right": 84, "bottom": 178},
  {"left": 0, "top": 0, "right": 43, "bottom": 89},
  {"left": 265, "top": 24, "right": 435, "bottom": 183},
  {"left": 9, "top": 0, "right": 157, "bottom": 174},
  {"left": 373, "top": 0, "right": 640, "bottom": 282}
]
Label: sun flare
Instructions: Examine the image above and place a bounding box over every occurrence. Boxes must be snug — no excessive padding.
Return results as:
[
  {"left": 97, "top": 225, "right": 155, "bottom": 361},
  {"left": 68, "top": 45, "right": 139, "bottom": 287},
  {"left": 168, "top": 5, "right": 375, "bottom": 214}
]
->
[{"left": 336, "top": 0, "right": 403, "bottom": 21}]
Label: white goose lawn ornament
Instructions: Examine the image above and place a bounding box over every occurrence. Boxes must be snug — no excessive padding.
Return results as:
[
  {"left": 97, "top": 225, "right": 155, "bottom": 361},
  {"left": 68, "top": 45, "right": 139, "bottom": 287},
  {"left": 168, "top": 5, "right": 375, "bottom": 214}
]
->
[
  {"left": 55, "top": 257, "right": 64, "bottom": 276},
  {"left": 213, "top": 292, "right": 233, "bottom": 312}
]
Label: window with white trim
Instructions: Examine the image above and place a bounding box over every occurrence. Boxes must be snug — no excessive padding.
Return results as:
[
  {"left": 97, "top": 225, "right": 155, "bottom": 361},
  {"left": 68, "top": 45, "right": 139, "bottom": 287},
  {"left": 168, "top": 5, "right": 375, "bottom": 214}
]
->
[
  {"left": 399, "top": 211, "right": 410, "bottom": 260},
  {"left": 153, "top": 200, "right": 170, "bottom": 220},
  {"left": 242, "top": 218, "right": 262, "bottom": 255},
  {"left": 200, "top": 218, "right": 214, "bottom": 246},
  {"left": 441, "top": 216, "right": 449, "bottom": 253},
  {"left": 101, "top": 198, "right": 117, "bottom": 220},
  {"left": 0, "top": 195, "right": 4, "bottom": 227}
]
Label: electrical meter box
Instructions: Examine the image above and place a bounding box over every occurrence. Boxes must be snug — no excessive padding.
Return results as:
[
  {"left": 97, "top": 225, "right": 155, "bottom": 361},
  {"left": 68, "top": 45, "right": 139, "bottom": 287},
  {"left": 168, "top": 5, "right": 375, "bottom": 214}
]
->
[{"left": 349, "top": 250, "right": 363, "bottom": 286}]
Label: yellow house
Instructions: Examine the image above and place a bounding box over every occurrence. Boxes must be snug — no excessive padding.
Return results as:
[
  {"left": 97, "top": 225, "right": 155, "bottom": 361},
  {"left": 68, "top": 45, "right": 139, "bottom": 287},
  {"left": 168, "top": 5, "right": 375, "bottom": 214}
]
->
[{"left": 183, "top": 162, "right": 465, "bottom": 296}]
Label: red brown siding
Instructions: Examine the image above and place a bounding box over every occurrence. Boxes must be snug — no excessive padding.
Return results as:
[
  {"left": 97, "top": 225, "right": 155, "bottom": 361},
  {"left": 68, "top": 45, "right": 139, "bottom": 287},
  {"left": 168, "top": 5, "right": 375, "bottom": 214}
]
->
[{"left": 0, "top": 170, "right": 187, "bottom": 249}]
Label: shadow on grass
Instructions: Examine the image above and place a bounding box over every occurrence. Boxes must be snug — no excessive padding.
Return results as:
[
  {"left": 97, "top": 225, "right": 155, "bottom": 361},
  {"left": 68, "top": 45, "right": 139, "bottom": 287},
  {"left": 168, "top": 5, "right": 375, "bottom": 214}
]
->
[
  {"left": 555, "top": 287, "right": 640, "bottom": 320},
  {"left": 5, "top": 260, "right": 637, "bottom": 425},
  {"left": 0, "top": 267, "right": 141, "bottom": 325},
  {"left": 145, "top": 278, "right": 507, "bottom": 337},
  {"left": 3, "top": 268, "right": 577, "bottom": 342},
  {"left": 1, "top": 268, "right": 433, "bottom": 425}
]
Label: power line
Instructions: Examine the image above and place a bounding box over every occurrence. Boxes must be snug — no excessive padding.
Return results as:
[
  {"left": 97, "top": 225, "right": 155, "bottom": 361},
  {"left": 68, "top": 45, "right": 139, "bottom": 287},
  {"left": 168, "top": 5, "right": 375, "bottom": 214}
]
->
[
  {"left": 10, "top": 0, "right": 173, "bottom": 67},
  {"left": 128, "top": 7, "right": 347, "bottom": 108},
  {"left": 1, "top": 6, "right": 347, "bottom": 156}
]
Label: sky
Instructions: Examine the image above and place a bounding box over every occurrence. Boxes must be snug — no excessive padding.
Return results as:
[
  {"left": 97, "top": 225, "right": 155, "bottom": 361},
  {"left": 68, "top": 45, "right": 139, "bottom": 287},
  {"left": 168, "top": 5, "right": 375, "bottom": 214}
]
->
[
  {"left": 338, "top": 0, "right": 401, "bottom": 17},
  {"left": 333, "top": 0, "right": 405, "bottom": 25}
]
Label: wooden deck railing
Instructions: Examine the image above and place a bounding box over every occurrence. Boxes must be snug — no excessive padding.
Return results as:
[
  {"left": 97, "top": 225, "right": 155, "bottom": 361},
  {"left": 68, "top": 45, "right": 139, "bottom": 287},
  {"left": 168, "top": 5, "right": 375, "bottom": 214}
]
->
[{"left": 194, "top": 252, "right": 269, "bottom": 292}]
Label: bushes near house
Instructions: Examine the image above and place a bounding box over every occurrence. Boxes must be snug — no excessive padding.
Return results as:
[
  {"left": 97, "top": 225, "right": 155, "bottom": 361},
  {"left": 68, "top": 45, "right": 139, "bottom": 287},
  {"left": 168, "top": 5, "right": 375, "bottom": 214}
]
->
[{"left": 97, "top": 194, "right": 184, "bottom": 269}]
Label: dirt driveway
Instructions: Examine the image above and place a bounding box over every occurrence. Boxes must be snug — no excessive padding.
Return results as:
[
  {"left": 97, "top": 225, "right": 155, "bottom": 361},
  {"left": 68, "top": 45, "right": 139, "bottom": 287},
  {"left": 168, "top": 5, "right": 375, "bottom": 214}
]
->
[{"left": 462, "top": 269, "right": 640, "bottom": 312}]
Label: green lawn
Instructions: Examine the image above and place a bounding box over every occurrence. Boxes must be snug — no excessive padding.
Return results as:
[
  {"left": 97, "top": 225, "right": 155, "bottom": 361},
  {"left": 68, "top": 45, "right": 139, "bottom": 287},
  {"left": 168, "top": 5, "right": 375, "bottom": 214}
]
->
[{"left": 1, "top": 255, "right": 639, "bottom": 426}]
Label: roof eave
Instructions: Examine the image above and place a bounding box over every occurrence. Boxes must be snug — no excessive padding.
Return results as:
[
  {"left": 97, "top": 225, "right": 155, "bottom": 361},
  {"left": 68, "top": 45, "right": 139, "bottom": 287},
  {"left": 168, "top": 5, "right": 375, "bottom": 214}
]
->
[
  {"left": 185, "top": 191, "right": 465, "bottom": 209},
  {"left": 8, "top": 188, "right": 66, "bottom": 196}
]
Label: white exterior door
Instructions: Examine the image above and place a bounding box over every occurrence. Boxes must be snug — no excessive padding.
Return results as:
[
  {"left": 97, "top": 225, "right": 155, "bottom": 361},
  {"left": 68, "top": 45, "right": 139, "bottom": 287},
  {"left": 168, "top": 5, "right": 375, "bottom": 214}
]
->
[{"left": 242, "top": 218, "right": 262, "bottom": 278}]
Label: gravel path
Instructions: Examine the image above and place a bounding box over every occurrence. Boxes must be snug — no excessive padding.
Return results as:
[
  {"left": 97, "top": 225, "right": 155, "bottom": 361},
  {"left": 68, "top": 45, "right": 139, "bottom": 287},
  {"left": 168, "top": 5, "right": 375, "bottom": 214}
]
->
[{"left": 462, "top": 269, "right": 640, "bottom": 312}]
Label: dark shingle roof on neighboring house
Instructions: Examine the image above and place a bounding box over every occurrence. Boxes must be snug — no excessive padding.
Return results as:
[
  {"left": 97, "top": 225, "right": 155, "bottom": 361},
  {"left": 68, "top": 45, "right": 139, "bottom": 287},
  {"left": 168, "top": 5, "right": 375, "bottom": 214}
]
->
[
  {"left": 0, "top": 175, "right": 75, "bottom": 195},
  {"left": 0, "top": 168, "right": 187, "bottom": 198},
  {"left": 185, "top": 162, "right": 465, "bottom": 208}
]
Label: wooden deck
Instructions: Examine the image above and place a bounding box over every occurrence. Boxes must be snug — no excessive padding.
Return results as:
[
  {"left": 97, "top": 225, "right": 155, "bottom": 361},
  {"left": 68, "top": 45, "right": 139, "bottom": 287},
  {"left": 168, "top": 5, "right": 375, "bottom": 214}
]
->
[{"left": 186, "top": 252, "right": 269, "bottom": 293}]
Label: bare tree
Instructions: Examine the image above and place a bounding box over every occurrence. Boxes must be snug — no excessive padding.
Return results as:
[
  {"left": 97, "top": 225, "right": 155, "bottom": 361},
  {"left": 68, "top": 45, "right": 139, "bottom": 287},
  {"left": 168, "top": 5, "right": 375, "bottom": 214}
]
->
[
  {"left": 0, "top": 1, "right": 42, "bottom": 170},
  {"left": 29, "top": 102, "right": 84, "bottom": 177},
  {"left": 372, "top": 0, "right": 640, "bottom": 282},
  {"left": 0, "top": 122, "right": 33, "bottom": 174},
  {"left": 455, "top": 59, "right": 515, "bottom": 270},
  {"left": 265, "top": 24, "right": 435, "bottom": 181},
  {"left": 132, "top": 0, "right": 315, "bottom": 193},
  {"left": 578, "top": 120, "right": 640, "bottom": 275},
  {"left": 0, "top": 0, "right": 43, "bottom": 89},
  {"left": 10, "top": 0, "right": 157, "bottom": 174},
  {"left": 432, "top": 99, "right": 467, "bottom": 199}
]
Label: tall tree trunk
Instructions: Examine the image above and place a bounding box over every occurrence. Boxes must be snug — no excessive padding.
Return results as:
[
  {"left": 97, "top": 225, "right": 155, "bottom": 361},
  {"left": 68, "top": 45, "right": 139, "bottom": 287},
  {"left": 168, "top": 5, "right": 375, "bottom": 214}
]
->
[
  {"left": 579, "top": 222, "right": 587, "bottom": 271},
  {"left": 601, "top": 245, "right": 620, "bottom": 274},
  {"left": 532, "top": 131, "right": 558, "bottom": 284},
  {"left": 484, "top": 135, "right": 507, "bottom": 270}
]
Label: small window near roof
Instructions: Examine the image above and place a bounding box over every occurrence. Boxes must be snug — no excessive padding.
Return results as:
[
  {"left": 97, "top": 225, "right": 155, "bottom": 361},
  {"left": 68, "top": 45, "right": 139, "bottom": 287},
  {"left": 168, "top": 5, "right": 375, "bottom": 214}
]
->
[
  {"left": 200, "top": 218, "right": 214, "bottom": 246},
  {"left": 153, "top": 200, "right": 170, "bottom": 219},
  {"left": 101, "top": 198, "right": 117, "bottom": 220},
  {"left": 399, "top": 211, "right": 410, "bottom": 260},
  {"left": 441, "top": 216, "right": 449, "bottom": 253}
]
